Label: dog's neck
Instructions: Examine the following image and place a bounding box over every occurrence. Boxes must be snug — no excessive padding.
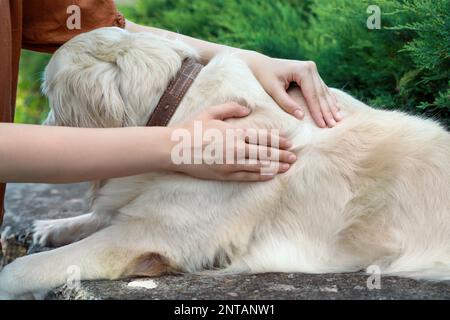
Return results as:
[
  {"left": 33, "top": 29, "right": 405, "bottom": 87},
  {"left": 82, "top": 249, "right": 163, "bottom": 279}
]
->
[{"left": 145, "top": 58, "right": 203, "bottom": 127}]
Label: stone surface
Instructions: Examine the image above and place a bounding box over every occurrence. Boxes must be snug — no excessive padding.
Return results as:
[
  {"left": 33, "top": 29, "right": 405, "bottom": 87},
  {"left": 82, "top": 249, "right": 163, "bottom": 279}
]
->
[
  {"left": 3, "top": 183, "right": 90, "bottom": 231},
  {"left": 2, "top": 183, "right": 450, "bottom": 300},
  {"left": 48, "top": 273, "right": 450, "bottom": 300}
]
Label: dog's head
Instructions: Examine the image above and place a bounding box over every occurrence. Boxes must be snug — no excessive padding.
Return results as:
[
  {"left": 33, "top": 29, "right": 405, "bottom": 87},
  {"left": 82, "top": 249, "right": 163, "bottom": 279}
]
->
[{"left": 42, "top": 27, "right": 197, "bottom": 128}]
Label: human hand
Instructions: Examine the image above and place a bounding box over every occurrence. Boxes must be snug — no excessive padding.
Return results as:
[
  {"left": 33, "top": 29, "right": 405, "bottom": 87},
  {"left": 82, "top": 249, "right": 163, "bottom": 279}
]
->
[
  {"left": 165, "top": 103, "right": 296, "bottom": 181},
  {"left": 242, "top": 52, "right": 343, "bottom": 128}
]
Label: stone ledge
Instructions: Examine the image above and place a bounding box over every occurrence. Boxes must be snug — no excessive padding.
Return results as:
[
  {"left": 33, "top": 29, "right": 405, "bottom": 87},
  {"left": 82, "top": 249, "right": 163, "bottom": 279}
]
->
[
  {"left": 2, "top": 183, "right": 450, "bottom": 300},
  {"left": 47, "top": 273, "right": 450, "bottom": 300}
]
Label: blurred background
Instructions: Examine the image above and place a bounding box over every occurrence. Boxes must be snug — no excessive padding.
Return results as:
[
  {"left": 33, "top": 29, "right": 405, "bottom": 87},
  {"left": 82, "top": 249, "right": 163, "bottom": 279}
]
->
[{"left": 16, "top": 0, "right": 449, "bottom": 127}]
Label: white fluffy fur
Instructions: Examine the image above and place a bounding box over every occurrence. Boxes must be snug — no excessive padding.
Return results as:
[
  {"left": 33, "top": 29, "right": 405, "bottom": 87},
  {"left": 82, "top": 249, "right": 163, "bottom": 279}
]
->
[{"left": 1, "top": 27, "right": 449, "bottom": 299}]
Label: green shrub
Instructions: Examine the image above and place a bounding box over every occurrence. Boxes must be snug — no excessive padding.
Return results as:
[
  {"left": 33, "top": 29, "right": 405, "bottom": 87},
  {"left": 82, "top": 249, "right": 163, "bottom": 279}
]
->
[
  {"left": 303, "top": 0, "right": 450, "bottom": 127},
  {"left": 15, "top": 51, "right": 51, "bottom": 124},
  {"left": 120, "top": 0, "right": 313, "bottom": 59}
]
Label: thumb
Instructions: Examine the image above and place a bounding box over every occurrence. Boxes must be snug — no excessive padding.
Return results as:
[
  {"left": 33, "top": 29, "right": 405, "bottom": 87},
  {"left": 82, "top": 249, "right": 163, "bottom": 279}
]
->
[
  {"left": 272, "top": 85, "right": 304, "bottom": 120},
  {"left": 202, "top": 103, "right": 251, "bottom": 121}
]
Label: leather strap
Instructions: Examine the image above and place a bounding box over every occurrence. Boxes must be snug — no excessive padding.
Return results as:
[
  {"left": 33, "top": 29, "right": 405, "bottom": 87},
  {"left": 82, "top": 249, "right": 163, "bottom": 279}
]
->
[{"left": 146, "top": 58, "right": 203, "bottom": 127}]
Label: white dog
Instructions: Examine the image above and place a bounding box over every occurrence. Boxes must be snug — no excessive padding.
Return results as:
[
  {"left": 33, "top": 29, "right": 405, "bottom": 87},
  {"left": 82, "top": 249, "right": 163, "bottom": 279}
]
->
[{"left": 1, "top": 27, "right": 449, "bottom": 299}]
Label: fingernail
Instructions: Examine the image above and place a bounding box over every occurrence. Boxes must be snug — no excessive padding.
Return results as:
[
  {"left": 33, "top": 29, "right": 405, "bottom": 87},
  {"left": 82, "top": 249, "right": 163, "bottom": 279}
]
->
[
  {"left": 294, "top": 109, "right": 304, "bottom": 120},
  {"left": 285, "top": 140, "right": 293, "bottom": 148},
  {"left": 330, "top": 119, "right": 336, "bottom": 127},
  {"left": 288, "top": 154, "right": 297, "bottom": 162},
  {"left": 336, "top": 111, "right": 343, "bottom": 120},
  {"left": 281, "top": 163, "right": 290, "bottom": 170}
]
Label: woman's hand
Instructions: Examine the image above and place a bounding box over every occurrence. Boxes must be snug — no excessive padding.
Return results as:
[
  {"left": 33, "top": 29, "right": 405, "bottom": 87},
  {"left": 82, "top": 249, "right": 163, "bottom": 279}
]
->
[
  {"left": 242, "top": 52, "right": 343, "bottom": 128},
  {"left": 165, "top": 103, "right": 297, "bottom": 181}
]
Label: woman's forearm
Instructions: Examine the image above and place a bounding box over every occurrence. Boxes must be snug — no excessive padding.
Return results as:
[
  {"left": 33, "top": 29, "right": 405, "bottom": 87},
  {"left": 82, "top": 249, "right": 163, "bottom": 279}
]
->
[
  {"left": 125, "top": 20, "right": 262, "bottom": 66},
  {"left": 0, "top": 124, "right": 172, "bottom": 183}
]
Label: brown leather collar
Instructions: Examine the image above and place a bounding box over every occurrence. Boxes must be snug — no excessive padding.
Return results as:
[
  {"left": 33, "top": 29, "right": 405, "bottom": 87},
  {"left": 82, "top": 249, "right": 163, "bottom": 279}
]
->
[{"left": 146, "top": 58, "right": 203, "bottom": 127}]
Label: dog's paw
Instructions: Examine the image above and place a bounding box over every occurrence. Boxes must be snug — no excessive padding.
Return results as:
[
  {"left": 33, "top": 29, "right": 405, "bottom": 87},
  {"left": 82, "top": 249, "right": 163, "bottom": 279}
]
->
[
  {"left": 33, "top": 218, "right": 82, "bottom": 247},
  {"left": 32, "top": 219, "right": 59, "bottom": 247}
]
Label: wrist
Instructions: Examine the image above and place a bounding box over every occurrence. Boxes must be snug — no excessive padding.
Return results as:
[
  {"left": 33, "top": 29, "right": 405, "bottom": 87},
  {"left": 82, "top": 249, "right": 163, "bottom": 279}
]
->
[
  {"left": 151, "top": 127, "right": 177, "bottom": 172},
  {"left": 236, "top": 50, "right": 269, "bottom": 76}
]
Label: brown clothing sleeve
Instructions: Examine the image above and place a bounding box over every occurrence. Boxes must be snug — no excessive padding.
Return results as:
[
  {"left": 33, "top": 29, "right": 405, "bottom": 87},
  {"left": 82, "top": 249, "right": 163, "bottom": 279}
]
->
[{"left": 22, "top": 0, "right": 126, "bottom": 53}]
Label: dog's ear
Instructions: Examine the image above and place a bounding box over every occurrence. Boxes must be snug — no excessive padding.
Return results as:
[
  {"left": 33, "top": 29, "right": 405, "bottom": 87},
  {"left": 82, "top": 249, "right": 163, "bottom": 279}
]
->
[{"left": 123, "top": 252, "right": 179, "bottom": 278}]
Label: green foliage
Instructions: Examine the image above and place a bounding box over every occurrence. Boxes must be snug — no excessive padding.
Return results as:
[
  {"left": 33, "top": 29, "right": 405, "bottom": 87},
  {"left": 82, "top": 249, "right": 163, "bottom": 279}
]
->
[
  {"left": 120, "top": 0, "right": 314, "bottom": 58},
  {"left": 15, "top": 51, "right": 51, "bottom": 124},
  {"left": 16, "top": 0, "right": 449, "bottom": 127},
  {"left": 395, "top": 0, "right": 450, "bottom": 123},
  {"left": 302, "top": 0, "right": 449, "bottom": 126}
]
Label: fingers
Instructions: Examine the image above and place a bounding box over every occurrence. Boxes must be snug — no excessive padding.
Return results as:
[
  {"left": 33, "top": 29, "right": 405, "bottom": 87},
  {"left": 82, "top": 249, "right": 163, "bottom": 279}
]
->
[
  {"left": 228, "top": 130, "right": 296, "bottom": 178},
  {"left": 313, "top": 75, "right": 335, "bottom": 128},
  {"left": 221, "top": 134, "right": 296, "bottom": 179},
  {"left": 243, "top": 144, "right": 296, "bottom": 164},
  {"left": 201, "top": 103, "right": 250, "bottom": 121},
  {"left": 305, "top": 95, "right": 326, "bottom": 128},
  {"left": 295, "top": 61, "right": 342, "bottom": 128},
  {"left": 327, "top": 88, "right": 343, "bottom": 121},
  {"left": 243, "top": 129, "right": 292, "bottom": 150},
  {"left": 271, "top": 84, "right": 305, "bottom": 120},
  {"left": 297, "top": 68, "right": 327, "bottom": 128}
]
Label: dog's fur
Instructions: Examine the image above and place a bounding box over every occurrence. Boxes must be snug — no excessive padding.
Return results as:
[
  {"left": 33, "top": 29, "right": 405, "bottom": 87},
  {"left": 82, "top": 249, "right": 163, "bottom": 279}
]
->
[{"left": 1, "top": 27, "right": 449, "bottom": 299}]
